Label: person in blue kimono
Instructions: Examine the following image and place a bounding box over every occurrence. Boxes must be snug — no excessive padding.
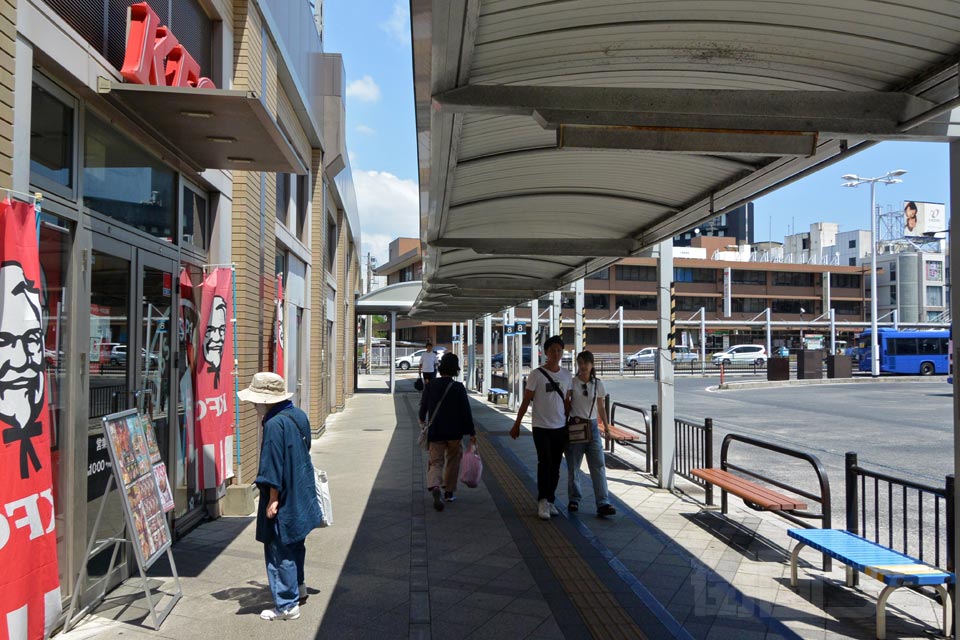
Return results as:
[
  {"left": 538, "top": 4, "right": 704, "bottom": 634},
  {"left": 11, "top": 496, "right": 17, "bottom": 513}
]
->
[{"left": 238, "top": 372, "right": 321, "bottom": 621}]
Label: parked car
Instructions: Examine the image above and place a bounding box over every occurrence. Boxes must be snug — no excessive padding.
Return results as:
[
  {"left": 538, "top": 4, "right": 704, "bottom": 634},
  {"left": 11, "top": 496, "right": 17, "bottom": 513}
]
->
[
  {"left": 395, "top": 347, "right": 447, "bottom": 370},
  {"left": 711, "top": 344, "right": 767, "bottom": 366},
  {"left": 110, "top": 345, "right": 160, "bottom": 367},
  {"left": 626, "top": 346, "right": 699, "bottom": 367},
  {"left": 491, "top": 346, "right": 532, "bottom": 368}
]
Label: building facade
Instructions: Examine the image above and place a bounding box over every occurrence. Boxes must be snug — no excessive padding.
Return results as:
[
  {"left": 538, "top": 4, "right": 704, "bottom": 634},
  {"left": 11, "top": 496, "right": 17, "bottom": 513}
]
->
[
  {"left": 875, "top": 251, "right": 948, "bottom": 322},
  {"left": 5, "top": 0, "right": 360, "bottom": 620}
]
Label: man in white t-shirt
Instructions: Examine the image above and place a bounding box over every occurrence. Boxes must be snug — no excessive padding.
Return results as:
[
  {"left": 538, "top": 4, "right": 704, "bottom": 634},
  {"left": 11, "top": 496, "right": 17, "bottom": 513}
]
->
[
  {"left": 419, "top": 342, "right": 438, "bottom": 385},
  {"left": 510, "top": 335, "right": 572, "bottom": 520}
]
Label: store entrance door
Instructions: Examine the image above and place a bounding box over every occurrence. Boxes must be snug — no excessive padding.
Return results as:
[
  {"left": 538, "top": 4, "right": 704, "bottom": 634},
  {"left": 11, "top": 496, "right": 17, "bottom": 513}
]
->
[{"left": 81, "top": 235, "right": 176, "bottom": 605}]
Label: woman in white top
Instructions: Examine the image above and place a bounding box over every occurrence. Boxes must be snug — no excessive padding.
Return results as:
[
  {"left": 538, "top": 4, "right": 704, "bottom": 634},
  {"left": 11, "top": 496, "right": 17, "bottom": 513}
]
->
[
  {"left": 510, "top": 335, "right": 571, "bottom": 521},
  {"left": 564, "top": 351, "right": 616, "bottom": 517}
]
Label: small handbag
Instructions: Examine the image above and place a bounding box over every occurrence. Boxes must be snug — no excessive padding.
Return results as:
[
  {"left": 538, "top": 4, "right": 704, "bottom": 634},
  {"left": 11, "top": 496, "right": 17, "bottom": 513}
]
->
[
  {"left": 418, "top": 382, "right": 453, "bottom": 450},
  {"left": 567, "top": 379, "right": 596, "bottom": 444},
  {"left": 414, "top": 376, "right": 424, "bottom": 391}
]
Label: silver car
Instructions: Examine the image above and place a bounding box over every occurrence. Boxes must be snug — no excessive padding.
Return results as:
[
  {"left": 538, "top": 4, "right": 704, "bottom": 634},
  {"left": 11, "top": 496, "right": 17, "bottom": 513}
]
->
[{"left": 627, "top": 346, "right": 699, "bottom": 367}]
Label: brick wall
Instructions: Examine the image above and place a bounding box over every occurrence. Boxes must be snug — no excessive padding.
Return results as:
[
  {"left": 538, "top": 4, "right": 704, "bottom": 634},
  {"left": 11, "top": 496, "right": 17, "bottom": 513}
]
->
[
  {"left": 308, "top": 153, "right": 327, "bottom": 430},
  {"left": 0, "top": 0, "right": 15, "bottom": 185}
]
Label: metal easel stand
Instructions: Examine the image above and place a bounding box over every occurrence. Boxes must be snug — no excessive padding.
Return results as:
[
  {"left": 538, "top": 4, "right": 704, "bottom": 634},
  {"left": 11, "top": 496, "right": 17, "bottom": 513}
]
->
[{"left": 62, "top": 475, "right": 183, "bottom": 632}]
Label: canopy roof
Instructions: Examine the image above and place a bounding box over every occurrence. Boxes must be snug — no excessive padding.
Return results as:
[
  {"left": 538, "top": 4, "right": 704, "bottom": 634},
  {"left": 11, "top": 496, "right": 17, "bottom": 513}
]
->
[
  {"left": 357, "top": 281, "right": 423, "bottom": 315},
  {"left": 411, "top": 0, "right": 960, "bottom": 319}
]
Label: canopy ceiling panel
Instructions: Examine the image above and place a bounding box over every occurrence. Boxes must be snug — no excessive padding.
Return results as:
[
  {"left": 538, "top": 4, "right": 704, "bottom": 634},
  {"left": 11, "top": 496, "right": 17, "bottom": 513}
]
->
[{"left": 411, "top": 0, "right": 960, "bottom": 319}]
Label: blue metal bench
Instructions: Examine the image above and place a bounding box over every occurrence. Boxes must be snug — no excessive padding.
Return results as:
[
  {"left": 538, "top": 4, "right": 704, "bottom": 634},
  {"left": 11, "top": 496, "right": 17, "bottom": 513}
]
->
[{"left": 788, "top": 528, "right": 954, "bottom": 639}]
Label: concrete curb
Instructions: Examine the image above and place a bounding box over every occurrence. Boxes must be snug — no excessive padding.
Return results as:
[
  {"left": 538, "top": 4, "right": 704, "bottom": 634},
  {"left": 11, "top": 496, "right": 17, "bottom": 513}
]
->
[{"left": 717, "top": 375, "right": 936, "bottom": 390}]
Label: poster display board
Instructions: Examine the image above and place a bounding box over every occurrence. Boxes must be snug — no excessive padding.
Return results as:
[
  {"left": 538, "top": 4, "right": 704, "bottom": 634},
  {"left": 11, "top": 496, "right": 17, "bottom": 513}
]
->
[{"left": 101, "top": 410, "right": 174, "bottom": 568}]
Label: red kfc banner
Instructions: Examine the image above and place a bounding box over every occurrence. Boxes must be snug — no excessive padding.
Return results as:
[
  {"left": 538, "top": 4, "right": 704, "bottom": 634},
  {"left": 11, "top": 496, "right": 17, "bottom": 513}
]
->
[
  {"left": 274, "top": 274, "right": 284, "bottom": 376},
  {"left": 195, "top": 268, "right": 235, "bottom": 489},
  {"left": 0, "top": 200, "right": 61, "bottom": 639}
]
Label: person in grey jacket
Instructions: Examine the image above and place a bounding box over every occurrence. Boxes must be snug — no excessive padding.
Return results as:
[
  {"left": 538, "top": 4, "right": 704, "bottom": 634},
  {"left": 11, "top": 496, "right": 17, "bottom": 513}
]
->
[{"left": 419, "top": 353, "right": 476, "bottom": 511}]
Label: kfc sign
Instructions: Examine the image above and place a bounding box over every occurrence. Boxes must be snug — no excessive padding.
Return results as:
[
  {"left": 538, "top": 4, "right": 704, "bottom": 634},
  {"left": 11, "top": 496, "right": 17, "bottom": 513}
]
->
[{"left": 121, "top": 3, "right": 215, "bottom": 89}]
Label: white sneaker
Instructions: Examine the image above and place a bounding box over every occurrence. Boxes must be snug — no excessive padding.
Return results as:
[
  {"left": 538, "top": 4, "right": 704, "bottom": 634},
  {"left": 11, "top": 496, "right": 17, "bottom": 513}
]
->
[
  {"left": 549, "top": 503, "right": 560, "bottom": 516},
  {"left": 260, "top": 605, "right": 300, "bottom": 621},
  {"left": 538, "top": 499, "right": 551, "bottom": 520}
]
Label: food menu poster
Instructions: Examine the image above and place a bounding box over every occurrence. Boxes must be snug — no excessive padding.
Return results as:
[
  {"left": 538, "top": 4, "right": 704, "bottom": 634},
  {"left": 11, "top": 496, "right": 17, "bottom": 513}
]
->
[{"left": 101, "top": 410, "right": 173, "bottom": 569}]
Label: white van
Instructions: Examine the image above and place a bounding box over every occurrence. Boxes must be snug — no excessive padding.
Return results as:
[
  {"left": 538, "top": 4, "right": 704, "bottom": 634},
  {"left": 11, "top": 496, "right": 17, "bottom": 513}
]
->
[{"left": 711, "top": 344, "right": 767, "bottom": 366}]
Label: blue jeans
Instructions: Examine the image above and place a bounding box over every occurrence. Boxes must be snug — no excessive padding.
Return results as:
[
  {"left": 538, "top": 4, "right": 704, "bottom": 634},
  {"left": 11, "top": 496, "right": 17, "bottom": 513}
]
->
[
  {"left": 565, "top": 419, "right": 610, "bottom": 507},
  {"left": 264, "top": 520, "right": 306, "bottom": 611}
]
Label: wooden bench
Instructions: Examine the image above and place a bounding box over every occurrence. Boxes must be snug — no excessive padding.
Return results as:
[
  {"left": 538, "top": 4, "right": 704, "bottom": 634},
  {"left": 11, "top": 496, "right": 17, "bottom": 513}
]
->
[
  {"left": 487, "top": 388, "right": 509, "bottom": 404},
  {"left": 690, "top": 468, "right": 807, "bottom": 512},
  {"left": 788, "top": 528, "right": 954, "bottom": 639}
]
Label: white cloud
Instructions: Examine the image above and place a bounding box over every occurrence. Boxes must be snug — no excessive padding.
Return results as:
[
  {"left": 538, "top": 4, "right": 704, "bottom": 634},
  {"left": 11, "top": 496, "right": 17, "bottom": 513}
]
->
[
  {"left": 348, "top": 150, "right": 358, "bottom": 165},
  {"left": 356, "top": 124, "right": 376, "bottom": 135},
  {"left": 354, "top": 170, "right": 419, "bottom": 266},
  {"left": 380, "top": 1, "right": 410, "bottom": 46},
  {"left": 346, "top": 76, "right": 381, "bottom": 103}
]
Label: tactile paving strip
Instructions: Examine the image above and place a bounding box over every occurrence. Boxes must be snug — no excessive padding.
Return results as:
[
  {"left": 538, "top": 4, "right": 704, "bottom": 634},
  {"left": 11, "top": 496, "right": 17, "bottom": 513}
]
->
[{"left": 477, "top": 432, "right": 648, "bottom": 640}]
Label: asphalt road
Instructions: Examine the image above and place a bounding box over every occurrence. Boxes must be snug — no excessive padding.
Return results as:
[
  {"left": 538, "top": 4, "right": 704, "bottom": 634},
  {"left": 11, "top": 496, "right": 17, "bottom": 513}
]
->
[{"left": 601, "top": 376, "right": 954, "bottom": 487}]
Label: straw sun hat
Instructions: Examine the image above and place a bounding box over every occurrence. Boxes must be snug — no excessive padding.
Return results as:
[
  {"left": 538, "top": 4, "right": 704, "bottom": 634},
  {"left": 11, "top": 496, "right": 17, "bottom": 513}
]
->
[{"left": 237, "top": 372, "right": 294, "bottom": 404}]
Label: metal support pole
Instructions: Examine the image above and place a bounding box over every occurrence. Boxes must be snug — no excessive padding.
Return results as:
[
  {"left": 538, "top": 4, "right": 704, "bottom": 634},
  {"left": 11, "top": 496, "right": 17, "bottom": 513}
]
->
[
  {"left": 949, "top": 139, "right": 960, "bottom": 632},
  {"left": 765, "top": 307, "right": 772, "bottom": 359},
  {"left": 389, "top": 311, "right": 396, "bottom": 394},
  {"left": 893, "top": 309, "right": 900, "bottom": 331},
  {"left": 829, "top": 308, "right": 836, "bottom": 355},
  {"left": 552, "top": 290, "right": 562, "bottom": 337},
  {"left": 618, "top": 306, "right": 624, "bottom": 376},
  {"left": 530, "top": 298, "right": 539, "bottom": 367},
  {"left": 467, "top": 319, "right": 476, "bottom": 389},
  {"left": 507, "top": 308, "right": 516, "bottom": 410},
  {"left": 483, "top": 315, "right": 492, "bottom": 393},
  {"left": 574, "top": 278, "right": 584, "bottom": 355},
  {"left": 870, "top": 180, "right": 880, "bottom": 377},
  {"left": 700, "top": 307, "right": 707, "bottom": 376},
  {"left": 656, "top": 240, "right": 675, "bottom": 490}
]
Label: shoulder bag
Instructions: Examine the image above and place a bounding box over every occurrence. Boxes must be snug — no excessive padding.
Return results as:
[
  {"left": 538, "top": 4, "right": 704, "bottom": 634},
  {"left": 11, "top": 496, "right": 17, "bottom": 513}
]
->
[
  {"left": 418, "top": 381, "right": 453, "bottom": 450},
  {"left": 566, "top": 379, "right": 596, "bottom": 444}
]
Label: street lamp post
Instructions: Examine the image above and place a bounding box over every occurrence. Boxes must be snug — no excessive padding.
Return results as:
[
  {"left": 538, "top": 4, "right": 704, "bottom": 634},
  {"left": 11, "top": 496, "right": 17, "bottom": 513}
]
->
[{"left": 841, "top": 169, "right": 907, "bottom": 377}]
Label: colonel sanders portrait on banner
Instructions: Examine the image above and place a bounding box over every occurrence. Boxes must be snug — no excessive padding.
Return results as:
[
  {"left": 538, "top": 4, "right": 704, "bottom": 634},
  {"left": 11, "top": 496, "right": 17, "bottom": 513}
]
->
[
  {"left": 0, "top": 199, "right": 61, "bottom": 640},
  {"left": 0, "top": 261, "right": 45, "bottom": 480},
  {"left": 202, "top": 295, "right": 227, "bottom": 389}
]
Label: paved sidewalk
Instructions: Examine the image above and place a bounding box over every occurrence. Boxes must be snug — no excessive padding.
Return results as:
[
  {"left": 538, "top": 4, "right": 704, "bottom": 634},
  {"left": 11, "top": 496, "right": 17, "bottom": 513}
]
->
[{"left": 59, "top": 374, "right": 946, "bottom": 639}]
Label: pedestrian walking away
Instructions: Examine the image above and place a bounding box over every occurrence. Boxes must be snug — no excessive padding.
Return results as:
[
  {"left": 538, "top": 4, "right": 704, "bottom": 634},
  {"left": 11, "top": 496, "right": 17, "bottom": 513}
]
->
[
  {"left": 239, "top": 372, "right": 322, "bottom": 621},
  {"left": 419, "top": 341, "right": 438, "bottom": 385},
  {"left": 419, "top": 352, "right": 476, "bottom": 511},
  {"left": 565, "top": 351, "right": 616, "bottom": 518},
  {"left": 510, "top": 335, "right": 571, "bottom": 521}
]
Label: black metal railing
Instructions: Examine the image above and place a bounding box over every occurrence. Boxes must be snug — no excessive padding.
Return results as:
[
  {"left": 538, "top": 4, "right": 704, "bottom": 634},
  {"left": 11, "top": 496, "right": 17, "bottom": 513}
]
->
[
  {"left": 606, "top": 402, "right": 652, "bottom": 472},
  {"left": 674, "top": 415, "right": 714, "bottom": 506},
  {"left": 89, "top": 384, "right": 126, "bottom": 419},
  {"left": 845, "top": 452, "right": 955, "bottom": 574},
  {"left": 722, "top": 433, "right": 832, "bottom": 570}
]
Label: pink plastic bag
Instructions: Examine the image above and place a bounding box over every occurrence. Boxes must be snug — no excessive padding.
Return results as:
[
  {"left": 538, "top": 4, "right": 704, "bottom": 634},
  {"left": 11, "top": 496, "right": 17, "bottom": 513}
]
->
[{"left": 459, "top": 443, "right": 483, "bottom": 488}]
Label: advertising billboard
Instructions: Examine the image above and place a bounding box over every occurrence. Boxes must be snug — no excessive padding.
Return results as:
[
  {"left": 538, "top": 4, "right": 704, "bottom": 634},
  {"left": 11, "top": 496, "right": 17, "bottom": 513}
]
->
[{"left": 903, "top": 201, "right": 946, "bottom": 237}]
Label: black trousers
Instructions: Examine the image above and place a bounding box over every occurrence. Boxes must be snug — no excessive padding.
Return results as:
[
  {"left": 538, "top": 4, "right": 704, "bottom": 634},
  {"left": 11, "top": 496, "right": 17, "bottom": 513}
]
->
[{"left": 532, "top": 426, "right": 569, "bottom": 503}]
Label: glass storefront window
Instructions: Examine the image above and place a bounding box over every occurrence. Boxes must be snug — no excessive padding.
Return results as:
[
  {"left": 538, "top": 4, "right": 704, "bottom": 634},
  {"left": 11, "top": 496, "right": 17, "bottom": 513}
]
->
[
  {"left": 31, "top": 82, "right": 75, "bottom": 195},
  {"left": 182, "top": 185, "right": 209, "bottom": 250},
  {"left": 40, "top": 213, "right": 73, "bottom": 597},
  {"left": 83, "top": 114, "right": 176, "bottom": 243},
  {"left": 176, "top": 263, "right": 203, "bottom": 518}
]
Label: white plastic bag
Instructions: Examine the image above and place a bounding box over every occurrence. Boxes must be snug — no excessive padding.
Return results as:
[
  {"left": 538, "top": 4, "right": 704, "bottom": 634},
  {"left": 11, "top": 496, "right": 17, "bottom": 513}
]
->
[{"left": 314, "top": 466, "right": 333, "bottom": 527}]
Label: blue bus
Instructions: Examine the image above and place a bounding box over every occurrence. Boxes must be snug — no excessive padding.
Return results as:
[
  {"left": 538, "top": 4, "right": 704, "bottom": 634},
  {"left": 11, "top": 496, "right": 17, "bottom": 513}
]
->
[{"left": 857, "top": 328, "right": 950, "bottom": 376}]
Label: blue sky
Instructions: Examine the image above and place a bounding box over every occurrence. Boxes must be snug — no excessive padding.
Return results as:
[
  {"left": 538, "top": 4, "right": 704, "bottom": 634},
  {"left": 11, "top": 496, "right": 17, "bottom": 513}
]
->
[{"left": 325, "top": 1, "right": 951, "bottom": 264}]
